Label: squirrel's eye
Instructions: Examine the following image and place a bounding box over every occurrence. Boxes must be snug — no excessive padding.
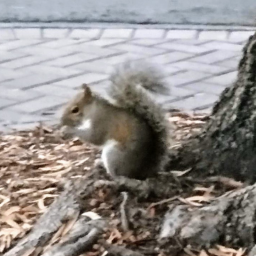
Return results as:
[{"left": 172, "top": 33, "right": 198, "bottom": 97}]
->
[{"left": 71, "top": 106, "right": 79, "bottom": 114}]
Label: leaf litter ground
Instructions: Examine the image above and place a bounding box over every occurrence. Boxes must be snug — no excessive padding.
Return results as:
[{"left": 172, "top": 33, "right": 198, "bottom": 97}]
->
[{"left": 0, "top": 111, "right": 246, "bottom": 256}]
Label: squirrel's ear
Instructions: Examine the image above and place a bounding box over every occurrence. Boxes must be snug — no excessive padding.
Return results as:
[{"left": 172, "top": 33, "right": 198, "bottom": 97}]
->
[{"left": 81, "top": 83, "right": 92, "bottom": 98}]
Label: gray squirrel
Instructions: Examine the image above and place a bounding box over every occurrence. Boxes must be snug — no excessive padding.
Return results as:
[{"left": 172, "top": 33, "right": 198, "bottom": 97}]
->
[{"left": 60, "top": 61, "right": 170, "bottom": 179}]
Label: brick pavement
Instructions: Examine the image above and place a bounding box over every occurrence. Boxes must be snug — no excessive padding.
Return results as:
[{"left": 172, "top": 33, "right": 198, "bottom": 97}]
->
[{"left": 0, "top": 27, "right": 254, "bottom": 132}]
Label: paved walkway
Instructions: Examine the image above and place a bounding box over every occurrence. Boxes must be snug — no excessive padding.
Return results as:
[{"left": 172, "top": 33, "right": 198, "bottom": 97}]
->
[{"left": 0, "top": 26, "right": 254, "bottom": 132}]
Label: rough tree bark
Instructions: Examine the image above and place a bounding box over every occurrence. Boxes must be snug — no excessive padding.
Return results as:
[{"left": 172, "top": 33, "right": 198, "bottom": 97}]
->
[
  {"left": 158, "top": 32, "right": 256, "bottom": 252},
  {"left": 160, "top": 183, "right": 256, "bottom": 248},
  {"left": 175, "top": 32, "right": 256, "bottom": 183}
]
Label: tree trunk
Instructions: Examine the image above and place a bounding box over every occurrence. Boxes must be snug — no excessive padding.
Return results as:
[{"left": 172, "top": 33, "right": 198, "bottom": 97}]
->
[
  {"left": 175, "top": 32, "right": 256, "bottom": 183},
  {"left": 160, "top": 183, "right": 256, "bottom": 249}
]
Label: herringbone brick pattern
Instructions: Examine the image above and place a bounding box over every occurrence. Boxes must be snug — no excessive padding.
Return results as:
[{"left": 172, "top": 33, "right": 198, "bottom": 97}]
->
[{"left": 0, "top": 27, "right": 253, "bottom": 132}]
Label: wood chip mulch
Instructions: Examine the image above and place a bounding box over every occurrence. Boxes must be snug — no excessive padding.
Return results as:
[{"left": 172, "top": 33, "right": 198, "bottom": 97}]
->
[{"left": 0, "top": 112, "right": 246, "bottom": 256}]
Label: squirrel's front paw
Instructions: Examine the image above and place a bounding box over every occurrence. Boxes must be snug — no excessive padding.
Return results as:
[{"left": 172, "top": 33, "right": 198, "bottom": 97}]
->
[{"left": 94, "top": 158, "right": 104, "bottom": 169}]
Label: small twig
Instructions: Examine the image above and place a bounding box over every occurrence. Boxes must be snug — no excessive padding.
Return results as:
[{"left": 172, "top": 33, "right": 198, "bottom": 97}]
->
[
  {"left": 147, "top": 196, "right": 178, "bottom": 210},
  {"left": 102, "top": 243, "right": 145, "bottom": 256},
  {"left": 184, "top": 176, "right": 244, "bottom": 189},
  {"left": 43, "top": 226, "right": 102, "bottom": 256},
  {"left": 120, "top": 192, "right": 130, "bottom": 232}
]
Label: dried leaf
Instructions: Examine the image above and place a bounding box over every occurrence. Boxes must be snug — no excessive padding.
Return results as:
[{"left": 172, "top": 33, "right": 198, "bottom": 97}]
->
[
  {"left": 107, "top": 229, "right": 122, "bottom": 244},
  {"left": 0, "top": 228, "right": 21, "bottom": 237},
  {"left": 4, "top": 217, "right": 22, "bottom": 230},
  {"left": 47, "top": 224, "right": 66, "bottom": 247},
  {"left": 21, "top": 247, "right": 36, "bottom": 256},
  {"left": 0, "top": 240, "right": 6, "bottom": 253},
  {"left": 61, "top": 213, "right": 79, "bottom": 237},
  {"left": 2, "top": 206, "right": 21, "bottom": 216},
  {"left": 179, "top": 197, "right": 204, "bottom": 207},
  {"left": 215, "top": 245, "right": 246, "bottom": 255},
  {"left": 171, "top": 168, "right": 192, "bottom": 177},
  {"left": 185, "top": 195, "right": 213, "bottom": 203},
  {"left": 183, "top": 247, "right": 197, "bottom": 256},
  {"left": 208, "top": 248, "right": 231, "bottom": 256},
  {"left": 199, "top": 250, "right": 209, "bottom": 256},
  {"left": 0, "top": 195, "right": 10, "bottom": 208}
]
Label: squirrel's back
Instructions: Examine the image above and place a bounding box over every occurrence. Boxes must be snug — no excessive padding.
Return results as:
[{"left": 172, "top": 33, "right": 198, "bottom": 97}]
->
[{"left": 108, "top": 61, "right": 170, "bottom": 174}]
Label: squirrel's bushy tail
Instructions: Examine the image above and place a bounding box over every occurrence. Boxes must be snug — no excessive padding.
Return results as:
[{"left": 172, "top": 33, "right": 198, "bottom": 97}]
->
[{"left": 108, "top": 60, "right": 170, "bottom": 172}]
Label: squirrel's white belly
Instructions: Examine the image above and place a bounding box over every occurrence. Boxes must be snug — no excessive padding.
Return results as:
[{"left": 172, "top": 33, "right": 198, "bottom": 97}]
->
[
  {"left": 101, "top": 139, "right": 118, "bottom": 175},
  {"left": 77, "top": 119, "right": 92, "bottom": 131}
]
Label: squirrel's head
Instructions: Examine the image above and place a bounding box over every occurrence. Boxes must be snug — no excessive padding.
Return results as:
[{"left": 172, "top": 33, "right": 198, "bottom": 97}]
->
[{"left": 60, "top": 84, "right": 93, "bottom": 128}]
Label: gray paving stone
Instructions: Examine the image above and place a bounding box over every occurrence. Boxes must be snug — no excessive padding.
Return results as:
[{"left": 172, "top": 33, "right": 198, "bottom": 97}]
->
[
  {"left": 229, "top": 31, "right": 255, "bottom": 42},
  {"left": 200, "top": 41, "right": 243, "bottom": 52},
  {"left": 10, "top": 96, "right": 67, "bottom": 113},
  {"left": 168, "top": 60, "right": 231, "bottom": 74},
  {"left": 0, "top": 87, "right": 41, "bottom": 102},
  {"left": 101, "top": 29, "right": 133, "bottom": 38},
  {"left": 63, "top": 43, "right": 123, "bottom": 57},
  {"left": 14, "top": 28, "right": 42, "bottom": 39},
  {"left": 71, "top": 61, "right": 115, "bottom": 74},
  {"left": 110, "top": 43, "right": 167, "bottom": 56},
  {"left": 90, "top": 52, "right": 144, "bottom": 65},
  {"left": 155, "top": 94, "right": 177, "bottom": 109},
  {"left": 16, "top": 46, "right": 76, "bottom": 58},
  {"left": 158, "top": 65, "right": 180, "bottom": 75},
  {"left": 0, "top": 98, "right": 16, "bottom": 109},
  {"left": 0, "top": 109, "right": 51, "bottom": 124},
  {"left": 133, "top": 29, "right": 165, "bottom": 39},
  {"left": 194, "top": 107, "right": 212, "bottom": 115},
  {"left": 53, "top": 73, "right": 108, "bottom": 88},
  {"left": 0, "top": 124, "right": 11, "bottom": 133},
  {"left": 157, "top": 42, "right": 211, "bottom": 54},
  {"left": 32, "top": 84, "right": 77, "bottom": 98},
  {"left": 173, "top": 39, "right": 210, "bottom": 45},
  {"left": 47, "top": 107, "right": 63, "bottom": 120},
  {"left": 24, "top": 65, "right": 82, "bottom": 77},
  {"left": 130, "top": 39, "right": 169, "bottom": 46},
  {"left": 165, "top": 71, "right": 211, "bottom": 86},
  {"left": 190, "top": 50, "right": 238, "bottom": 64},
  {"left": 166, "top": 30, "right": 196, "bottom": 39},
  {"left": 0, "top": 50, "right": 27, "bottom": 63},
  {"left": 0, "top": 55, "right": 53, "bottom": 69},
  {"left": 43, "top": 28, "right": 69, "bottom": 38},
  {"left": 198, "top": 31, "right": 228, "bottom": 40},
  {"left": 0, "top": 29, "right": 15, "bottom": 40},
  {"left": 0, "top": 40, "right": 43, "bottom": 51},
  {"left": 0, "top": 74, "right": 61, "bottom": 89},
  {"left": 149, "top": 51, "right": 193, "bottom": 64},
  {"left": 166, "top": 85, "right": 195, "bottom": 98},
  {"left": 89, "top": 81, "right": 110, "bottom": 98},
  {"left": 216, "top": 57, "right": 240, "bottom": 69},
  {"left": 39, "top": 39, "right": 87, "bottom": 48},
  {"left": 0, "top": 29, "right": 248, "bottom": 128},
  {"left": 42, "top": 53, "right": 98, "bottom": 67},
  {"left": 184, "top": 82, "right": 227, "bottom": 95},
  {"left": 8, "top": 122, "right": 42, "bottom": 131},
  {"left": 0, "top": 68, "right": 30, "bottom": 82},
  {"left": 90, "top": 39, "right": 128, "bottom": 47},
  {"left": 43, "top": 119, "right": 59, "bottom": 127},
  {"left": 169, "top": 93, "right": 219, "bottom": 110},
  {"left": 203, "top": 71, "right": 238, "bottom": 86},
  {"left": 69, "top": 29, "right": 101, "bottom": 39}
]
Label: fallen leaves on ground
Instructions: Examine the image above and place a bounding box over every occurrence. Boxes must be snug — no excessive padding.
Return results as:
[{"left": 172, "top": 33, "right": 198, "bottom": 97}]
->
[{"left": 0, "top": 112, "right": 246, "bottom": 256}]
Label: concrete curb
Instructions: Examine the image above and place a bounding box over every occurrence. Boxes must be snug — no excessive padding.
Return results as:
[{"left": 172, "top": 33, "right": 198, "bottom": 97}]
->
[
  {"left": 0, "top": 26, "right": 255, "bottom": 41},
  {"left": 0, "top": 22, "right": 255, "bottom": 31}
]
